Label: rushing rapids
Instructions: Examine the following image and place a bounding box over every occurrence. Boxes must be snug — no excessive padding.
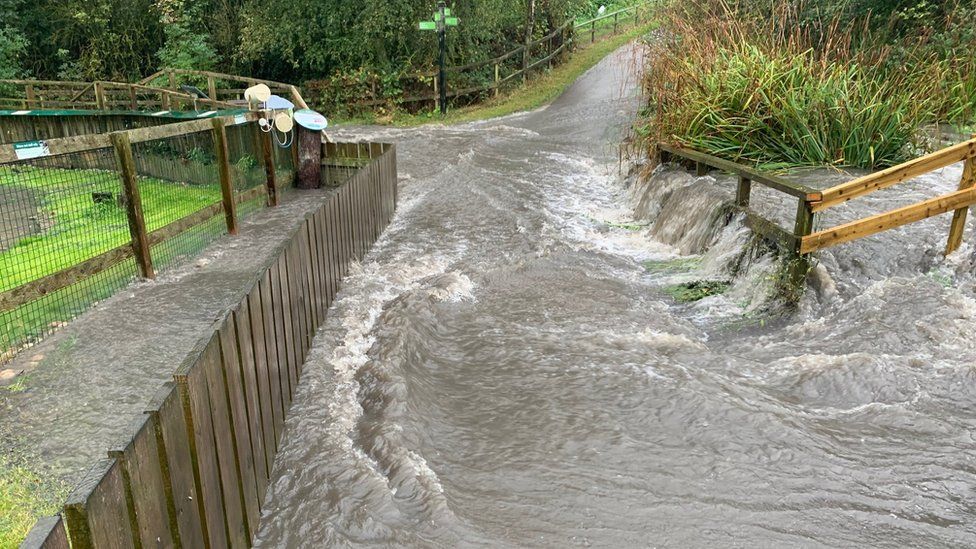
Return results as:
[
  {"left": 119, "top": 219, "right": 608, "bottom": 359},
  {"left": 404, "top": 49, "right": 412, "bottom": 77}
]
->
[{"left": 254, "top": 44, "right": 976, "bottom": 547}]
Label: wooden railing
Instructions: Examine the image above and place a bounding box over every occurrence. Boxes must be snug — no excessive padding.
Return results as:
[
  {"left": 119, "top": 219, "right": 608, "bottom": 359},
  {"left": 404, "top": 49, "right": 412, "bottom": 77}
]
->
[
  {"left": 138, "top": 68, "right": 309, "bottom": 109},
  {"left": 0, "top": 70, "right": 308, "bottom": 112},
  {"left": 802, "top": 138, "right": 976, "bottom": 255},
  {"left": 658, "top": 138, "right": 976, "bottom": 288}
]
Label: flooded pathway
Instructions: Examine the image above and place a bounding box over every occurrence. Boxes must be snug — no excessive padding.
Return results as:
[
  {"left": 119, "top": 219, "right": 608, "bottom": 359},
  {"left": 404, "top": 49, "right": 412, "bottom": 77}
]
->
[{"left": 255, "top": 44, "right": 976, "bottom": 547}]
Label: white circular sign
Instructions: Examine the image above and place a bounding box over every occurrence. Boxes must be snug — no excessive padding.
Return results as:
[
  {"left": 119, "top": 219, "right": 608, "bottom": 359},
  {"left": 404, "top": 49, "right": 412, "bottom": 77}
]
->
[{"left": 294, "top": 109, "right": 329, "bottom": 131}]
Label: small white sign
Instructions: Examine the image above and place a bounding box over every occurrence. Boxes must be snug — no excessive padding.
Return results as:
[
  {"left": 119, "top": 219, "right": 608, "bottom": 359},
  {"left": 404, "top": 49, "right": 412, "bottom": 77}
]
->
[
  {"left": 234, "top": 114, "right": 248, "bottom": 125},
  {"left": 14, "top": 140, "right": 50, "bottom": 160},
  {"left": 12, "top": 110, "right": 30, "bottom": 115}
]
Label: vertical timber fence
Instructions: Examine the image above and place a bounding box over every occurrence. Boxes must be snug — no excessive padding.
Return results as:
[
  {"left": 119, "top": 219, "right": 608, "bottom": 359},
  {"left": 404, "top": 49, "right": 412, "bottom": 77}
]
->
[
  {"left": 0, "top": 113, "right": 301, "bottom": 361},
  {"left": 19, "top": 141, "right": 398, "bottom": 548}
]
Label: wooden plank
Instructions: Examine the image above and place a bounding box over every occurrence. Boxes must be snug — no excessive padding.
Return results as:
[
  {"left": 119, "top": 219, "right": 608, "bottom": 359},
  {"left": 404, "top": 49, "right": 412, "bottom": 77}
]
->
[
  {"left": 0, "top": 132, "right": 112, "bottom": 163},
  {"left": 233, "top": 297, "right": 270, "bottom": 494},
  {"left": 298, "top": 225, "right": 316, "bottom": 353},
  {"left": 285, "top": 240, "right": 306, "bottom": 387},
  {"left": 174, "top": 341, "right": 228, "bottom": 549},
  {"left": 145, "top": 382, "right": 205, "bottom": 547},
  {"left": 736, "top": 176, "right": 752, "bottom": 208},
  {"left": 19, "top": 516, "right": 69, "bottom": 549},
  {"left": 266, "top": 264, "right": 289, "bottom": 438},
  {"left": 307, "top": 215, "right": 324, "bottom": 326},
  {"left": 211, "top": 118, "right": 238, "bottom": 235},
  {"left": 814, "top": 138, "right": 976, "bottom": 212},
  {"left": 246, "top": 286, "right": 277, "bottom": 476},
  {"left": 108, "top": 416, "right": 175, "bottom": 548},
  {"left": 198, "top": 332, "right": 249, "bottom": 547},
  {"left": 658, "top": 143, "right": 821, "bottom": 201},
  {"left": 112, "top": 132, "right": 155, "bottom": 279},
  {"left": 64, "top": 459, "right": 137, "bottom": 549},
  {"left": 946, "top": 156, "right": 976, "bottom": 255},
  {"left": 217, "top": 317, "right": 260, "bottom": 539},
  {"left": 801, "top": 186, "right": 976, "bottom": 254},
  {"left": 125, "top": 118, "right": 214, "bottom": 144}
]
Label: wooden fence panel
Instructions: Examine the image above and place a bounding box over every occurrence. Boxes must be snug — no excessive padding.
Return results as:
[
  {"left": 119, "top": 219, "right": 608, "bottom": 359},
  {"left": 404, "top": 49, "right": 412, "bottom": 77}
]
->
[
  {"left": 197, "top": 334, "right": 248, "bottom": 548},
  {"left": 145, "top": 382, "right": 205, "bottom": 547},
  {"left": 233, "top": 297, "right": 270, "bottom": 489},
  {"left": 284, "top": 244, "right": 304, "bottom": 390},
  {"left": 264, "top": 267, "right": 288, "bottom": 438},
  {"left": 175, "top": 342, "right": 228, "bottom": 549},
  {"left": 246, "top": 287, "right": 278, "bottom": 474},
  {"left": 108, "top": 416, "right": 174, "bottom": 548},
  {"left": 64, "top": 459, "right": 137, "bottom": 549},
  {"left": 217, "top": 317, "right": 261, "bottom": 537},
  {"left": 19, "top": 516, "right": 69, "bottom": 549}
]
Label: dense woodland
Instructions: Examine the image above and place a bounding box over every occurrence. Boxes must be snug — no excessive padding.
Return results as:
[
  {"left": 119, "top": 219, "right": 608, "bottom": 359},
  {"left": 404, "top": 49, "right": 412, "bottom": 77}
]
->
[{"left": 0, "top": 0, "right": 627, "bottom": 84}]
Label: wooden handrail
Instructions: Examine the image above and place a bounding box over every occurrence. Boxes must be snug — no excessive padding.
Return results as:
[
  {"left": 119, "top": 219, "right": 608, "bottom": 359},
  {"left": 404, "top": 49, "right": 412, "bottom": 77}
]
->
[
  {"left": 801, "top": 186, "right": 976, "bottom": 254},
  {"left": 658, "top": 144, "right": 822, "bottom": 200},
  {"left": 812, "top": 138, "right": 976, "bottom": 212},
  {"left": 575, "top": 3, "right": 644, "bottom": 28}
]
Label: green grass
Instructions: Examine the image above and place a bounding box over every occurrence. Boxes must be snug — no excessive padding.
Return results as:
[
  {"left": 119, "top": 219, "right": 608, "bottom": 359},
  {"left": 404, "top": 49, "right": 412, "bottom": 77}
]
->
[
  {"left": 666, "top": 280, "right": 730, "bottom": 302},
  {"left": 0, "top": 455, "right": 68, "bottom": 549},
  {"left": 336, "top": 21, "right": 657, "bottom": 128},
  {"left": 0, "top": 166, "right": 222, "bottom": 293}
]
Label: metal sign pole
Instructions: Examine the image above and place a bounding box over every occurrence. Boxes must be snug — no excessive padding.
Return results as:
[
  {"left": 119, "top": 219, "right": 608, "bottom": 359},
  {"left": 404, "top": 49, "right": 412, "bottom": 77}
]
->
[{"left": 419, "top": 1, "right": 459, "bottom": 116}]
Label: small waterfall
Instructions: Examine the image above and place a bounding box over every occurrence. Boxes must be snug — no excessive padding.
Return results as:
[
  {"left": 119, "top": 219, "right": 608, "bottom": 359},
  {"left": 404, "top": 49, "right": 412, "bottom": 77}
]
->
[{"left": 629, "top": 163, "right": 786, "bottom": 313}]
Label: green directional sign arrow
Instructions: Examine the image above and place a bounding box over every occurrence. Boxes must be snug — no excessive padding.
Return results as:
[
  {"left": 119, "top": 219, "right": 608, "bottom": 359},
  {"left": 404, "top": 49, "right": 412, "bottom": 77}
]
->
[{"left": 418, "top": 1, "right": 459, "bottom": 115}]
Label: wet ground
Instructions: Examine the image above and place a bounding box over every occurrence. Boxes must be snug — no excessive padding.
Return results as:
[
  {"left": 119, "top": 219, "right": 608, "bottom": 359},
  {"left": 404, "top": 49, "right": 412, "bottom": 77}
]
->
[
  {"left": 254, "top": 44, "right": 976, "bottom": 548},
  {"left": 0, "top": 188, "right": 335, "bottom": 484}
]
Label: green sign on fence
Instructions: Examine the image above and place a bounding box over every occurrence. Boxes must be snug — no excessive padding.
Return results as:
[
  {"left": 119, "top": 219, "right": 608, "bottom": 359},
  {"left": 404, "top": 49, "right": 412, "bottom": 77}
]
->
[{"left": 419, "top": 21, "right": 436, "bottom": 30}]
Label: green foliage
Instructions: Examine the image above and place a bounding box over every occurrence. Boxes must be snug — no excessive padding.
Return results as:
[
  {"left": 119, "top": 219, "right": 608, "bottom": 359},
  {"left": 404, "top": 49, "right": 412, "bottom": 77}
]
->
[
  {"left": 666, "top": 280, "right": 730, "bottom": 302},
  {"left": 0, "top": 27, "right": 27, "bottom": 80},
  {"left": 0, "top": 454, "right": 68, "bottom": 549},
  {"left": 643, "top": 0, "right": 976, "bottom": 169}
]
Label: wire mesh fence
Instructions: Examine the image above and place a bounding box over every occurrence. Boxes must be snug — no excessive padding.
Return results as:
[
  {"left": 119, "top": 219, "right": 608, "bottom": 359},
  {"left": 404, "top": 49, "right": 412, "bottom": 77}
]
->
[
  {"left": 0, "top": 148, "right": 140, "bottom": 358},
  {"left": 0, "top": 116, "right": 288, "bottom": 362}
]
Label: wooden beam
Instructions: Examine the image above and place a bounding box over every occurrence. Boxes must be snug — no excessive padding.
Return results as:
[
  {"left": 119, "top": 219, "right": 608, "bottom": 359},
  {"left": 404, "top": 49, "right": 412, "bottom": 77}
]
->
[
  {"left": 801, "top": 186, "right": 976, "bottom": 254},
  {"left": 736, "top": 176, "right": 751, "bottom": 208},
  {"left": 0, "top": 132, "right": 112, "bottom": 163},
  {"left": 813, "top": 138, "right": 976, "bottom": 212},
  {"left": 112, "top": 132, "right": 155, "bottom": 279},
  {"left": 211, "top": 118, "right": 238, "bottom": 235},
  {"left": 658, "top": 143, "right": 822, "bottom": 201},
  {"left": 945, "top": 156, "right": 976, "bottom": 255}
]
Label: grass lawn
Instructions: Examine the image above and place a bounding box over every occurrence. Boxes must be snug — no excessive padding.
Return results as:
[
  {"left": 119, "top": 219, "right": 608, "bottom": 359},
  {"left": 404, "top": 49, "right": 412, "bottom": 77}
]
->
[
  {"left": 0, "top": 166, "right": 222, "bottom": 293},
  {"left": 0, "top": 455, "right": 68, "bottom": 549},
  {"left": 337, "top": 20, "right": 657, "bottom": 128}
]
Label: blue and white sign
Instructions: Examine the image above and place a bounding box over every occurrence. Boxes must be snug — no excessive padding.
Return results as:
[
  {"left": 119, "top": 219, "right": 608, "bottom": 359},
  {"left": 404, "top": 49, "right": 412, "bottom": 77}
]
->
[{"left": 294, "top": 109, "right": 329, "bottom": 131}]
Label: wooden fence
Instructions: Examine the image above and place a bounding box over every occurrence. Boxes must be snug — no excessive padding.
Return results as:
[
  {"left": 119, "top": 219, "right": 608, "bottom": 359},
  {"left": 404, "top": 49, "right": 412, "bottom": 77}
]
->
[
  {"left": 658, "top": 139, "right": 976, "bottom": 287},
  {"left": 0, "top": 69, "right": 308, "bottom": 112},
  {"left": 305, "top": 2, "right": 653, "bottom": 113},
  {"left": 18, "top": 141, "right": 398, "bottom": 548}
]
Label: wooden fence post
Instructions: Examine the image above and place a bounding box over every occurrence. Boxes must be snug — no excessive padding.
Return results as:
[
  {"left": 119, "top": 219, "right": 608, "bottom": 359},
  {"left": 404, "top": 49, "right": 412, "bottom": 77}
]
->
[
  {"left": 211, "top": 118, "right": 238, "bottom": 235},
  {"left": 946, "top": 155, "right": 976, "bottom": 255},
  {"left": 494, "top": 64, "right": 500, "bottom": 97},
  {"left": 161, "top": 90, "right": 170, "bottom": 110},
  {"left": 167, "top": 70, "right": 177, "bottom": 90},
  {"left": 613, "top": 12, "right": 619, "bottom": 33},
  {"left": 127, "top": 85, "right": 138, "bottom": 110},
  {"left": 25, "top": 83, "right": 36, "bottom": 109},
  {"left": 207, "top": 76, "right": 217, "bottom": 101},
  {"left": 94, "top": 82, "right": 107, "bottom": 110},
  {"left": 111, "top": 132, "right": 155, "bottom": 279},
  {"left": 736, "top": 176, "right": 752, "bottom": 208},
  {"left": 789, "top": 199, "right": 815, "bottom": 287},
  {"left": 433, "top": 76, "right": 439, "bottom": 113},
  {"left": 258, "top": 125, "right": 278, "bottom": 207},
  {"left": 591, "top": 21, "right": 596, "bottom": 43}
]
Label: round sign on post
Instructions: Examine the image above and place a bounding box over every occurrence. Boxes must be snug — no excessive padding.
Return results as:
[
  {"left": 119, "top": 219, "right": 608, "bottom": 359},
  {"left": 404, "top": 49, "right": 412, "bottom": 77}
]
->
[{"left": 294, "top": 109, "right": 329, "bottom": 131}]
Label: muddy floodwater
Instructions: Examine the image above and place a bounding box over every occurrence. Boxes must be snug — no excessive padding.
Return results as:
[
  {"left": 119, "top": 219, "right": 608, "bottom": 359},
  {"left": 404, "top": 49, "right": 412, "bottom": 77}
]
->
[{"left": 254, "top": 45, "right": 976, "bottom": 547}]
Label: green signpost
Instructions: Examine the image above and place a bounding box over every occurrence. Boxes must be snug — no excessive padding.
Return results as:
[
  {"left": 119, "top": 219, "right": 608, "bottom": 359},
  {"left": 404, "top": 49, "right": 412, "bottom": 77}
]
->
[{"left": 419, "top": 1, "right": 459, "bottom": 115}]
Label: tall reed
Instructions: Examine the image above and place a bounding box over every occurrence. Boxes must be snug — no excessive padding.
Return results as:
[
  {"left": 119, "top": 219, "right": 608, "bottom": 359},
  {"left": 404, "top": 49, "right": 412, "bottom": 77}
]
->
[{"left": 641, "top": 0, "right": 976, "bottom": 169}]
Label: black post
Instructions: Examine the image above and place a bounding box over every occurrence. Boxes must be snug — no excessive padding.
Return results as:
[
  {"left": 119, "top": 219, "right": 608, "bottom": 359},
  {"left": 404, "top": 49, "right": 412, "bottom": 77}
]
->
[
  {"left": 438, "top": 0, "right": 448, "bottom": 115},
  {"left": 438, "top": 28, "right": 447, "bottom": 114}
]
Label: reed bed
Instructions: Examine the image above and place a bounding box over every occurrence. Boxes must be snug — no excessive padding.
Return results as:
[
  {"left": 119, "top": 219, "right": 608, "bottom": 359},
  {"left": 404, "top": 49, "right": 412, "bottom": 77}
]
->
[{"left": 641, "top": 0, "right": 976, "bottom": 169}]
